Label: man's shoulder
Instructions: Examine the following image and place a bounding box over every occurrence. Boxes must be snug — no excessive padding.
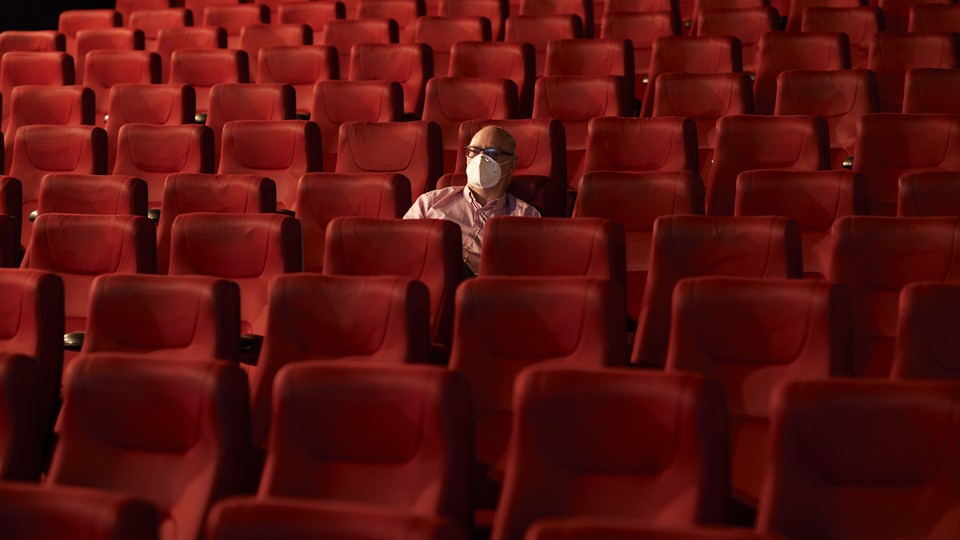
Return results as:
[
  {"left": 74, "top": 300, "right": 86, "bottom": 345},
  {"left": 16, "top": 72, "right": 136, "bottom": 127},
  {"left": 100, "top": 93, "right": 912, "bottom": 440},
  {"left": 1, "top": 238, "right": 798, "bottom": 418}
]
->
[
  {"left": 416, "top": 185, "right": 465, "bottom": 207},
  {"left": 508, "top": 194, "right": 542, "bottom": 218}
]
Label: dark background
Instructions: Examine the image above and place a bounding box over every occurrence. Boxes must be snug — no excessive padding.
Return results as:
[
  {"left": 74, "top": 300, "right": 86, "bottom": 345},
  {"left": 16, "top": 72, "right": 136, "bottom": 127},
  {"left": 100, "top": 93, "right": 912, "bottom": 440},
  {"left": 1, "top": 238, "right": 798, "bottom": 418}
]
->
[{"left": 1, "top": 1, "right": 115, "bottom": 32}]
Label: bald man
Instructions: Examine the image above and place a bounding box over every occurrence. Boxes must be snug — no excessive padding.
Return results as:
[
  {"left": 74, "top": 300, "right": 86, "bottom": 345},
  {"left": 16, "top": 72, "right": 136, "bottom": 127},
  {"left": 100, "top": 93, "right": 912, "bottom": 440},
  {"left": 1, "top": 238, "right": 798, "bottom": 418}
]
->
[{"left": 404, "top": 126, "right": 541, "bottom": 275}]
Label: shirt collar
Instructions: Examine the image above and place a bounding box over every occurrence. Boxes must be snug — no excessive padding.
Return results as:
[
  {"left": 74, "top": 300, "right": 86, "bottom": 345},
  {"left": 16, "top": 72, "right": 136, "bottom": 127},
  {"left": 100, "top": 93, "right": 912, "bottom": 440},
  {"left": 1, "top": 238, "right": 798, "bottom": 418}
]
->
[{"left": 463, "top": 185, "right": 509, "bottom": 211}]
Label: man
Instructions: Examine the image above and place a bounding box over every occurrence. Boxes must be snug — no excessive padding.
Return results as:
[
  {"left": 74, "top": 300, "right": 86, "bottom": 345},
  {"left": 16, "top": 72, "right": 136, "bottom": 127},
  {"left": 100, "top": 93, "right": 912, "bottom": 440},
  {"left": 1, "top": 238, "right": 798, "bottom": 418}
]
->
[{"left": 404, "top": 125, "right": 541, "bottom": 275}]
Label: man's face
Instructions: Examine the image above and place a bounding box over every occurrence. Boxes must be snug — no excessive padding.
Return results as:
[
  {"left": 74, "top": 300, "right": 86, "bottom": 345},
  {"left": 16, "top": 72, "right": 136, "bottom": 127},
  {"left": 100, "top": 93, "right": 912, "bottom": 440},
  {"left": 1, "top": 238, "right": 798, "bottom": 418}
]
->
[{"left": 466, "top": 129, "right": 516, "bottom": 186}]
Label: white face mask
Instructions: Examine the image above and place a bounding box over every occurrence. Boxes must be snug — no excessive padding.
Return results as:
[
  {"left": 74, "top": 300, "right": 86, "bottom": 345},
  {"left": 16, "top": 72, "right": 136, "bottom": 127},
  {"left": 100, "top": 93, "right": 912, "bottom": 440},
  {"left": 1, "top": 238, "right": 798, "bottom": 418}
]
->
[{"left": 466, "top": 153, "right": 503, "bottom": 190}]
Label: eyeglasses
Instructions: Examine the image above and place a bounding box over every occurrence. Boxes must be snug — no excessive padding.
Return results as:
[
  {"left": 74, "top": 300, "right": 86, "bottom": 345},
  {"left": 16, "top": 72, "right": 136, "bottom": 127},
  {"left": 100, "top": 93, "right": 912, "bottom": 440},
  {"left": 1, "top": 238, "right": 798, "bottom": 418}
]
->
[{"left": 464, "top": 145, "right": 515, "bottom": 162}]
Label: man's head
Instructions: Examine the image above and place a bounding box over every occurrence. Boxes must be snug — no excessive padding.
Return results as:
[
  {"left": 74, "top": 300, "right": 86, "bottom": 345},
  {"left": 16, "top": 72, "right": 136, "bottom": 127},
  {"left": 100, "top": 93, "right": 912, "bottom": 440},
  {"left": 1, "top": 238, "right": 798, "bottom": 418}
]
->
[{"left": 464, "top": 126, "right": 517, "bottom": 202}]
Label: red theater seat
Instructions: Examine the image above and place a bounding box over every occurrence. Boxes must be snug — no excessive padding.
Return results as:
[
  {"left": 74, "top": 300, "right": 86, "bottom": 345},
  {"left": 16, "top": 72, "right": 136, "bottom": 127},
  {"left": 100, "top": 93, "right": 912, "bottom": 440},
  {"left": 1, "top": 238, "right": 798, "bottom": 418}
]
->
[
  {"left": 115, "top": 0, "right": 173, "bottom": 22},
  {"left": 828, "top": 216, "right": 960, "bottom": 376},
  {"left": 0, "top": 353, "right": 40, "bottom": 481},
  {"left": 414, "top": 16, "right": 491, "bottom": 77},
  {"left": 249, "top": 275, "right": 430, "bottom": 448},
  {"left": 169, "top": 49, "right": 249, "bottom": 114},
  {"left": 0, "top": 52, "right": 75, "bottom": 132},
  {"left": 322, "top": 19, "right": 399, "bottom": 78},
  {"left": 897, "top": 171, "right": 960, "bottom": 216},
  {"left": 908, "top": 3, "right": 960, "bottom": 32},
  {"left": 868, "top": 31, "right": 960, "bottom": 113},
  {"left": 706, "top": 115, "right": 830, "bottom": 216},
  {"left": 47, "top": 355, "right": 248, "bottom": 540},
  {"left": 202, "top": 4, "right": 269, "bottom": 49},
  {"left": 801, "top": 6, "right": 881, "bottom": 70},
  {"left": 583, "top": 116, "right": 698, "bottom": 178},
  {"left": 573, "top": 170, "right": 704, "bottom": 321},
  {"left": 336, "top": 121, "right": 441, "bottom": 199},
  {"left": 58, "top": 10, "right": 122, "bottom": 58},
  {"left": 439, "top": 0, "right": 507, "bottom": 41},
  {"left": 786, "top": 0, "right": 858, "bottom": 32},
  {"left": 105, "top": 83, "right": 197, "bottom": 169},
  {"left": 206, "top": 83, "right": 296, "bottom": 162},
  {"left": 74, "top": 28, "right": 145, "bottom": 85},
  {"left": 217, "top": 119, "right": 322, "bottom": 211},
  {"left": 774, "top": 69, "right": 878, "bottom": 168},
  {"left": 312, "top": 81, "right": 403, "bottom": 171},
  {"left": 902, "top": 67, "right": 960, "bottom": 113},
  {"left": 600, "top": 12, "right": 680, "bottom": 104},
  {"left": 492, "top": 367, "right": 729, "bottom": 540},
  {"left": 259, "top": 0, "right": 313, "bottom": 19},
  {"left": 239, "top": 24, "right": 311, "bottom": 80},
  {"left": 3, "top": 85, "right": 95, "bottom": 173},
  {"left": 83, "top": 50, "right": 161, "bottom": 126},
  {"left": 358, "top": 0, "right": 426, "bottom": 43},
  {"left": 753, "top": 32, "right": 852, "bottom": 116},
  {"left": 279, "top": 2, "right": 347, "bottom": 44},
  {"left": 456, "top": 119, "right": 567, "bottom": 193},
  {"left": 0, "top": 31, "right": 65, "bottom": 59},
  {"left": 298, "top": 173, "right": 411, "bottom": 272},
  {"left": 545, "top": 38, "right": 635, "bottom": 98},
  {"left": 757, "top": 379, "right": 960, "bottom": 539},
  {"left": 349, "top": 42, "right": 432, "bottom": 117},
  {"left": 256, "top": 45, "right": 338, "bottom": 115},
  {"left": 527, "top": 523, "right": 780, "bottom": 540},
  {"left": 695, "top": 7, "right": 777, "bottom": 75},
  {"left": 156, "top": 26, "right": 227, "bottom": 82},
  {"left": 666, "top": 276, "right": 851, "bottom": 507},
  {"left": 505, "top": 15, "right": 583, "bottom": 76},
  {"left": 880, "top": 0, "right": 949, "bottom": 32},
  {"left": 127, "top": 8, "right": 192, "bottom": 52},
  {"left": 632, "top": 215, "right": 803, "bottom": 367},
  {"left": 448, "top": 41, "right": 535, "bottom": 117},
  {"left": 520, "top": 0, "right": 593, "bottom": 38},
  {"left": 893, "top": 282, "right": 960, "bottom": 379},
  {"left": 36, "top": 173, "right": 147, "bottom": 218},
  {"left": 157, "top": 173, "right": 275, "bottom": 274},
  {"left": 641, "top": 36, "right": 742, "bottom": 117},
  {"left": 690, "top": 0, "right": 768, "bottom": 33}
]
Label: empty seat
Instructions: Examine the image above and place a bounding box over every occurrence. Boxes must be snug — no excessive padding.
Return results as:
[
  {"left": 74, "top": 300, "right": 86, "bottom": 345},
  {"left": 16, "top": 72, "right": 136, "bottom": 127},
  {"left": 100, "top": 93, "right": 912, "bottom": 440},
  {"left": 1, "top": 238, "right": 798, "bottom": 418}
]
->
[
  {"left": 423, "top": 78, "right": 518, "bottom": 174},
  {"left": 450, "top": 277, "right": 628, "bottom": 512},
  {"left": 206, "top": 83, "right": 296, "bottom": 162},
  {"left": 74, "top": 28, "right": 145, "bottom": 85},
  {"left": 881, "top": 0, "right": 949, "bottom": 33},
  {"left": 349, "top": 42, "right": 432, "bottom": 117},
  {"left": 248, "top": 274, "right": 429, "bottom": 447},
  {"left": 908, "top": 3, "right": 960, "bottom": 32},
  {"left": 105, "top": 83, "right": 197, "bottom": 169},
  {"left": 22, "top": 214, "right": 156, "bottom": 339},
  {"left": 322, "top": 19, "right": 399, "bottom": 78},
  {"left": 239, "top": 24, "right": 312, "bottom": 81},
  {"left": 3, "top": 85, "right": 95, "bottom": 173},
  {"left": 127, "top": 8, "right": 193, "bottom": 52},
  {"left": 641, "top": 36, "right": 742, "bottom": 117},
  {"left": 601, "top": 12, "right": 682, "bottom": 104},
  {"left": 218, "top": 120, "right": 321, "bottom": 211},
  {"left": 312, "top": 81, "right": 402, "bottom": 171},
  {"left": 756, "top": 379, "right": 960, "bottom": 539},
  {"left": 157, "top": 173, "right": 275, "bottom": 274},
  {"left": 583, "top": 116, "right": 698, "bottom": 180},
  {"left": 545, "top": 38, "right": 636, "bottom": 100},
  {"left": 358, "top": 0, "right": 426, "bottom": 43},
  {"left": 0, "top": 353, "right": 40, "bottom": 481},
  {"left": 573, "top": 170, "right": 704, "bottom": 321},
  {"left": 113, "top": 123, "right": 215, "bottom": 212},
  {"left": 801, "top": 7, "right": 882, "bottom": 70},
  {"left": 520, "top": 0, "right": 593, "bottom": 37},
  {"left": 0, "top": 52, "right": 75, "bottom": 132},
  {"left": 754, "top": 32, "right": 852, "bottom": 115},
  {"left": 323, "top": 217, "right": 459, "bottom": 348},
  {"left": 868, "top": 32, "right": 960, "bottom": 113},
  {"left": 854, "top": 113, "right": 960, "bottom": 216},
  {"left": 651, "top": 72, "right": 752, "bottom": 178},
  {"left": 0, "top": 31, "right": 65, "bottom": 60},
  {"left": 36, "top": 173, "right": 147, "bottom": 218},
  {"left": 533, "top": 76, "right": 631, "bottom": 199},
  {"left": 632, "top": 215, "right": 804, "bottom": 367},
  {"left": 202, "top": 4, "right": 269, "bottom": 49},
  {"left": 828, "top": 216, "right": 960, "bottom": 376},
  {"left": 336, "top": 121, "right": 442, "bottom": 199},
  {"left": 448, "top": 41, "right": 536, "bottom": 117},
  {"left": 279, "top": 2, "right": 347, "bottom": 43},
  {"left": 736, "top": 170, "right": 865, "bottom": 278},
  {"left": 9, "top": 125, "right": 107, "bottom": 247},
  {"left": 690, "top": 0, "right": 769, "bottom": 32},
  {"left": 696, "top": 7, "right": 777, "bottom": 75},
  {"left": 893, "top": 282, "right": 960, "bottom": 379},
  {"left": 47, "top": 355, "right": 248, "bottom": 540},
  {"left": 902, "top": 67, "right": 960, "bottom": 113},
  {"left": 115, "top": 0, "right": 173, "bottom": 21},
  {"left": 298, "top": 172, "right": 412, "bottom": 272},
  {"left": 774, "top": 69, "right": 878, "bottom": 168},
  {"left": 492, "top": 367, "right": 729, "bottom": 540},
  {"left": 156, "top": 26, "right": 227, "bottom": 82},
  {"left": 897, "top": 170, "right": 960, "bottom": 216},
  {"left": 58, "top": 9, "right": 122, "bottom": 58},
  {"left": 256, "top": 45, "right": 338, "bottom": 115},
  {"left": 505, "top": 15, "right": 584, "bottom": 76},
  {"left": 83, "top": 50, "right": 162, "bottom": 126},
  {"left": 667, "top": 276, "right": 851, "bottom": 507},
  {"left": 414, "top": 16, "right": 491, "bottom": 77},
  {"left": 169, "top": 49, "right": 249, "bottom": 114},
  {"left": 786, "top": 0, "right": 859, "bottom": 32}
]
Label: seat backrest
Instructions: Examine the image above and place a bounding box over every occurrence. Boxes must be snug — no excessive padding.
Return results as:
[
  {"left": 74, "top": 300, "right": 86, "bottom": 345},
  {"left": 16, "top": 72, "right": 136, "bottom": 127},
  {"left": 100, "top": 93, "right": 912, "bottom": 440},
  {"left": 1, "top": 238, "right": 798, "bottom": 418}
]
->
[
  {"left": 127, "top": 7, "right": 193, "bottom": 52},
  {"left": 74, "top": 28, "right": 145, "bottom": 85},
  {"left": 4, "top": 85, "right": 95, "bottom": 173},
  {"left": 113, "top": 123, "right": 215, "bottom": 210},
  {"left": 666, "top": 276, "right": 851, "bottom": 504},
  {"left": 58, "top": 9, "right": 122, "bottom": 58},
  {"left": 423, "top": 77, "right": 519, "bottom": 174},
  {"left": 311, "top": 80, "right": 402, "bottom": 171},
  {"left": 774, "top": 69, "right": 877, "bottom": 168},
  {"left": 573, "top": 170, "right": 704, "bottom": 320},
  {"left": 893, "top": 282, "right": 960, "bottom": 379},
  {"left": 898, "top": 170, "right": 960, "bottom": 217},
  {"left": 335, "top": 120, "right": 442, "bottom": 199},
  {"left": 238, "top": 23, "right": 311, "bottom": 80},
  {"left": 298, "top": 172, "right": 411, "bottom": 272},
  {"left": 457, "top": 119, "right": 567, "bottom": 193},
  {"left": 828, "top": 216, "right": 960, "bottom": 376},
  {"left": 206, "top": 83, "right": 296, "bottom": 162},
  {"left": 544, "top": 38, "right": 635, "bottom": 97},
  {"left": 357, "top": 0, "right": 427, "bottom": 42},
  {"left": 757, "top": 379, "right": 960, "bottom": 540},
  {"left": 633, "top": 215, "right": 804, "bottom": 367},
  {"left": 908, "top": 2, "right": 960, "bottom": 32},
  {"left": 256, "top": 45, "right": 338, "bottom": 114},
  {"left": 22, "top": 214, "right": 156, "bottom": 334},
  {"left": 249, "top": 274, "right": 430, "bottom": 446},
  {"left": 801, "top": 6, "right": 881, "bottom": 70},
  {"left": 108, "top": 82, "right": 195, "bottom": 151},
  {"left": 735, "top": 169, "right": 866, "bottom": 278},
  {"left": 169, "top": 48, "right": 249, "bottom": 113},
  {"left": 279, "top": 2, "right": 347, "bottom": 43},
  {"left": 82, "top": 274, "right": 240, "bottom": 362},
  {"left": 0, "top": 31, "right": 64, "bottom": 60},
  {"left": 903, "top": 67, "right": 960, "bottom": 113},
  {"left": 505, "top": 14, "right": 584, "bottom": 76},
  {"left": 696, "top": 7, "right": 778, "bottom": 75},
  {"left": 439, "top": 0, "right": 508, "bottom": 40},
  {"left": 322, "top": 217, "right": 459, "bottom": 347},
  {"left": 450, "top": 277, "right": 627, "bottom": 510},
  {"left": 0, "top": 52, "right": 75, "bottom": 130},
  {"left": 116, "top": 0, "right": 174, "bottom": 21},
  {"left": 10, "top": 125, "right": 108, "bottom": 246},
  {"left": 261, "top": 363, "right": 472, "bottom": 528},
  {"left": 201, "top": 4, "right": 270, "bottom": 48},
  {"left": 349, "top": 42, "right": 432, "bottom": 116},
  {"left": 83, "top": 50, "right": 162, "bottom": 127},
  {"left": 48, "top": 355, "right": 249, "bottom": 540},
  {"left": 36, "top": 173, "right": 147, "bottom": 218},
  {"left": 786, "top": 0, "right": 859, "bottom": 31},
  {"left": 880, "top": 0, "right": 949, "bottom": 32},
  {"left": 156, "top": 26, "right": 227, "bottom": 82},
  {"left": 158, "top": 173, "right": 276, "bottom": 274},
  {"left": 753, "top": 32, "right": 851, "bottom": 115},
  {"left": 520, "top": 0, "right": 593, "bottom": 35},
  {"left": 449, "top": 41, "right": 536, "bottom": 116},
  {"left": 168, "top": 212, "right": 302, "bottom": 335},
  {"left": 583, "top": 116, "right": 698, "bottom": 179},
  {"left": 854, "top": 113, "right": 960, "bottom": 216},
  {"left": 707, "top": 115, "right": 830, "bottom": 216},
  {"left": 217, "top": 119, "right": 322, "bottom": 211},
  {"left": 414, "top": 15, "right": 491, "bottom": 77},
  {"left": 492, "top": 367, "right": 728, "bottom": 540},
  {"left": 601, "top": 12, "right": 681, "bottom": 95},
  {"left": 321, "top": 19, "right": 399, "bottom": 78},
  {"left": 0, "top": 353, "right": 39, "bottom": 482},
  {"left": 641, "top": 35, "right": 742, "bottom": 116},
  {"left": 868, "top": 31, "right": 960, "bottom": 112}
]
